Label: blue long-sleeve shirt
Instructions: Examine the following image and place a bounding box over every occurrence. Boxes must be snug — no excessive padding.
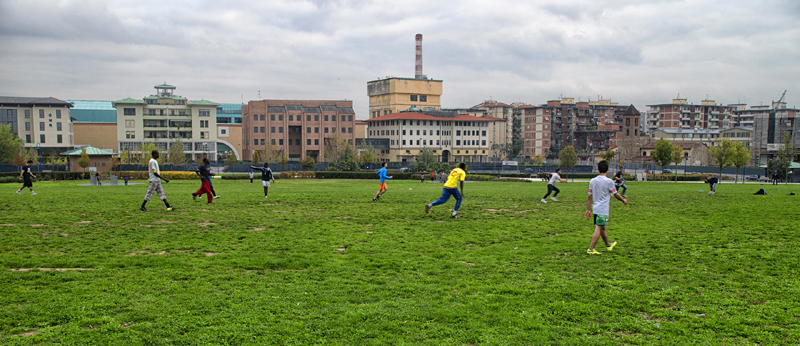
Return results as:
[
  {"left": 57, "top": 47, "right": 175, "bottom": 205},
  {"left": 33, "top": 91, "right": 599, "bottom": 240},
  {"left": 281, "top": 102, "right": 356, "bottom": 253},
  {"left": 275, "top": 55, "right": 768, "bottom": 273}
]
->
[{"left": 377, "top": 167, "right": 390, "bottom": 183}]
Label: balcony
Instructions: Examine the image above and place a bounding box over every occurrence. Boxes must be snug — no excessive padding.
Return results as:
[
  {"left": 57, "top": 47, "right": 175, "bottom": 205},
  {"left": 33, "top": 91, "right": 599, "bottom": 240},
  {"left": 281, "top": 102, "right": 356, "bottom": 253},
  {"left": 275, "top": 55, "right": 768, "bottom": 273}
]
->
[
  {"left": 680, "top": 124, "right": 690, "bottom": 129},
  {"left": 681, "top": 109, "right": 690, "bottom": 113}
]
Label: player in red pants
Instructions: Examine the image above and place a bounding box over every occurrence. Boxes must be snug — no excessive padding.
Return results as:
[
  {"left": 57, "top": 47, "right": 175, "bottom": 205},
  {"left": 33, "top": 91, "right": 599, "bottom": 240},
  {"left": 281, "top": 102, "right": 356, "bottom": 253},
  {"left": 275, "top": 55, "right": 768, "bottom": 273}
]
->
[{"left": 192, "top": 158, "right": 214, "bottom": 204}]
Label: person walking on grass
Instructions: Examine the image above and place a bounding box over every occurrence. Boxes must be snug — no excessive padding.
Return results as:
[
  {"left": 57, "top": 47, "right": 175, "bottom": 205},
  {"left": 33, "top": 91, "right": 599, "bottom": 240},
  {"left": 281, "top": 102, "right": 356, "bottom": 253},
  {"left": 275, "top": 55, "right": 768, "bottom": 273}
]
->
[
  {"left": 425, "top": 162, "right": 466, "bottom": 219},
  {"left": 614, "top": 167, "right": 628, "bottom": 197},
  {"left": 192, "top": 158, "right": 215, "bottom": 204},
  {"left": 140, "top": 150, "right": 175, "bottom": 212},
  {"left": 249, "top": 162, "right": 276, "bottom": 198},
  {"left": 772, "top": 170, "right": 778, "bottom": 185},
  {"left": 585, "top": 160, "right": 627, "bottom": 255},
  {"left": 16, "top": 160, "right": 37, "bottom": 195},
  {"left": 373, "top": 162, "right": 392, "bottom": 201},
  {"left": 705, "top": 176, "right": 718, "bottom": 194},
  {"left": 541, "top": 168, "right": 567, "bottom": 203},
  {"left": 249, "top": 170, "right": 254, "bottom": 184}
]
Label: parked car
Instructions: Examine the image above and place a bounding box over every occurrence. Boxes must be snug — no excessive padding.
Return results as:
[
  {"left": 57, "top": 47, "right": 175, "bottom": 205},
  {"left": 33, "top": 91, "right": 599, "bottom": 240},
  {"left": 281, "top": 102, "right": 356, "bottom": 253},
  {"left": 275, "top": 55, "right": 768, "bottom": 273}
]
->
[
  {"left": 523, "top": 168, "right": 534, "bottom": 173},
  {"left": 662, "top": 169, "right": 672, "bottom": 174}
]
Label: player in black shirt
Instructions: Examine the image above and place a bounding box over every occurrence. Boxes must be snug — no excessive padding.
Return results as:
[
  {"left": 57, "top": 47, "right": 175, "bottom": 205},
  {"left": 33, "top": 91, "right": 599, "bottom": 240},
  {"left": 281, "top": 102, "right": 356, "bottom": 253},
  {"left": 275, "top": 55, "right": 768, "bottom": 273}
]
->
[
  {"left": 614, "top": 168, "right": 628, "bottom": 197},
  {"left": 704, "top": 176, "right": 719, "bottom": 194},
  {"left": 16, "top": 160, "right": 37, "bottom": 195},
  {"left": 249, "top": 163, "right": 276, "bottom": 198},
  {"left": 192, "top": 158, "right": 215, "bottom": 203}
]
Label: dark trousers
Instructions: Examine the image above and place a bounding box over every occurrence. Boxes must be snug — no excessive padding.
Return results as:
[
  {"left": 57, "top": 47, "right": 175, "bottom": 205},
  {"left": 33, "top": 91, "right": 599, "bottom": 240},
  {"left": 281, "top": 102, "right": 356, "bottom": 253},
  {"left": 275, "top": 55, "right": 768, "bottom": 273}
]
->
[{"left": 543, "top": 184, "right": 560, "bottom": 199}]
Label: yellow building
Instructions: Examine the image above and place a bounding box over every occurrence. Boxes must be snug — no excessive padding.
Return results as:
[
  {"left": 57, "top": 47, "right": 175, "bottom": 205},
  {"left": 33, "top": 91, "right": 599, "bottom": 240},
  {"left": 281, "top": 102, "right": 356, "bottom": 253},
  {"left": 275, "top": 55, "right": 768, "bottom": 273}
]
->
[{"left": 367, "top": 77, "right": 442, "bottom": 118}]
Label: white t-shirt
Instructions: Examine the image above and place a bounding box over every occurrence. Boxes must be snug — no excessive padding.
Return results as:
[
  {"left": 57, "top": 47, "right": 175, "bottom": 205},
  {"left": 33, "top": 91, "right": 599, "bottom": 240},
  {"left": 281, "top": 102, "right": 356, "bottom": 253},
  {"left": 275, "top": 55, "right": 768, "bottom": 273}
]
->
[
  {"left": 588, "top": 174, "right": 617, "bottom": 216},
  {"left": 148, "top": 158, "right": 160, "bottom": 182},
  {"left": 548, "top": 173, "right": 561, "bottom": 185}
]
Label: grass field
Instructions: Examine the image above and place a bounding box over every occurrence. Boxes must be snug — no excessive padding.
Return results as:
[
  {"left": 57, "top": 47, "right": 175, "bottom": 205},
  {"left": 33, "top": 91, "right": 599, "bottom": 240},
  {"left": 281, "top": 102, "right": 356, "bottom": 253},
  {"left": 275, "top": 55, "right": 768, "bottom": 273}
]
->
[{"left": 1, "top": 178, "right": 799, "bottom": 345}]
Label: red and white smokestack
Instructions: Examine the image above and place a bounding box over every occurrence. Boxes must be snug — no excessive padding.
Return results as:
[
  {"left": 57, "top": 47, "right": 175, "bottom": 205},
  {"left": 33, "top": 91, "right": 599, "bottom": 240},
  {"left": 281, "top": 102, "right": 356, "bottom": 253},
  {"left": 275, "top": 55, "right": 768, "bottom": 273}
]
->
[{"left": 415, "top": 34, "right": 423, "bottom": 79}]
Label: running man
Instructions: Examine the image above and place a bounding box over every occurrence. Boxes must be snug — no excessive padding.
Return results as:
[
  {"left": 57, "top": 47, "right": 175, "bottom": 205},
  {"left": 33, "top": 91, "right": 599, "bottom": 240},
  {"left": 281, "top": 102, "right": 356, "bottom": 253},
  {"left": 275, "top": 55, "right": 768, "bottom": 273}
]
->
[
  {"left": 249, "top": 163, "right": 276, "bottom": 198},
  {"left": 192, "top": 158, "right": 215, "bottom": 204},
  {"left": 541, "top": 168, "right": 567, "bottom": 203},
  {"left": 373, "top": 162, "right": 392, "bottom": 201},
  {"left": 425, "top": 163, "right": 466, "bottom": 219},
  {"left": 614, "top": 168, "right": 628, "bottom": 197},
  {"left": 704, "top": 176, "right": 718, "bottom": 194},
  {"left": 585, "top": 160, "right": 627, "bottom": 255},
  {"left": 16, "top": 160, "right": 37, "bottom": 195},
  {"left": 140, "top": 150, "right": 175, "bottom": 212},
  {"left": 249, "top": 170, "right": 254, "bottom": 184}
]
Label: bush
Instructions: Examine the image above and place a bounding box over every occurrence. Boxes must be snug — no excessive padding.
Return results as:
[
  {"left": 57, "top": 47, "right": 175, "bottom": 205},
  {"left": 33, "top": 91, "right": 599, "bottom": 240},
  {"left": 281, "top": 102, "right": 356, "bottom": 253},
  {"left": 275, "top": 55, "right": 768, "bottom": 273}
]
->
[
  {"left": 279, "top": 171, "right": 316, "bottom": 179},
  {"left": 114, "top": 171, "right": 200, "bottom": 180},
  {"left": 0, "top": 172, "right": 89, "bottom": 181}
]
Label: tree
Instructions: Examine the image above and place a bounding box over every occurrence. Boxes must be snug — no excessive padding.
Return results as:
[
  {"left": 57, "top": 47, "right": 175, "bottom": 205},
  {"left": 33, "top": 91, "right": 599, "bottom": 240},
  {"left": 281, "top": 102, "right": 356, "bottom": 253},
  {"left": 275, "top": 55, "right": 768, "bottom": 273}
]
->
[
  {"left": 224, "top": 152, "right": 238, "bottom": 167},
  {"left": 138, "top": 142, "right": 159, "bottom": 167},
  {"left": 558, "top": 146, "right": 577, "bottom": 181},
  {"left": 652, "top": 138, "right": 675, "bottom": 179},
  {"left": 730, "top": 142, "right": 751, "bottom": 183},
  {"left": 0, "top": 124, "right": 21, "bottom": 163},
  {"left": 119, "top": 149, "right": 131, "bottom": 167},
  {"left": 301, "top": 153, "right": 316, "bottom": 170},
  {"left": 252, "top": 149, "right": 260, "bottom": 165},
  {"left": 601, "top": 148, "right": 616, "bottom": 163},
  {"left": 78, "top": 147, "right": 90, "bottom": 172},
  {"left": 12, "top": 153, "right": 26, "bottom": 167},
  {"left": 167, "top": 138, "right": 186, "bottom": 165},
  {"left": 276, "top": 150, "right": 289, "bottom": 169},
  {"left": 491, "top": 138, "right": 524, "bottom": 159},
  {"left": 708, "top": 138, "right": 734, "bottom": 177},
  {"left": 110, "top": 155, "right": 120, "bottom": 171},
  {"left": 671, "top": 144, "right": 683, "bottom": 182},
  {"left": 414, "top": 147, "right": 438, "bottom": 173},
  {"left": 532, "top": 154, "right": 545, "bottom": 166},
  {"left": 323, "top": 135, "right": 353, "bottom": 170},
  {"left": 438, "top": 162, "right": 451, "bottom": 174},
  {"left": 356, "top": 142, "right": 376, "bottom": 169},
  {"left": 776, "top": 133, "right": 796, "bottom": 184}
]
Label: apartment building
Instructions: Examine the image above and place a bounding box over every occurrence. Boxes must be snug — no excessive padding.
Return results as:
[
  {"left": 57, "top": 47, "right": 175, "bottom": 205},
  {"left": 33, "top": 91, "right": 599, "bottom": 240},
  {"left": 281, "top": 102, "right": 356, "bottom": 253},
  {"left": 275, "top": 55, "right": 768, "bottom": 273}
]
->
[
  {"left": 364, "top": 110, "right": 507, "bottom": 163},
  {"left": 241, "top": 100, "right": 356, "bottom": 162},
  {"left": 68, "top": 100, "right": 118, "bottom": 153},
  {"left": 648, "top": 127, "right": 753, "bottom": 148},
  {"left": 0, "top": 96, "right": 74, "bottom": 155},
  {"left": 737, "top": 101, "right": 799, "bottom": 164},
  {"left": 445, "top": 100, "right": 517, "bottom": 145},
  {"left": 112, "top": 84, "right": 220, "bottom": 160},
  {"left": 645, "top": 98, "right": 735, "bottom": 133},
  {"left": 367, "top": 77, "right": 442, "bottom": 118}
]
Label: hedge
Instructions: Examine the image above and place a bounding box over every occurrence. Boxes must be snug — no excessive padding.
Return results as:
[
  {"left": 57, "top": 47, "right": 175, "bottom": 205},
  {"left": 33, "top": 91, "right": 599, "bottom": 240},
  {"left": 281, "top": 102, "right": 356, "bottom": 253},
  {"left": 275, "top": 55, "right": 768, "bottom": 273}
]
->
[{"left": 0, "top": 172, "right": 90, "bottom": 182}]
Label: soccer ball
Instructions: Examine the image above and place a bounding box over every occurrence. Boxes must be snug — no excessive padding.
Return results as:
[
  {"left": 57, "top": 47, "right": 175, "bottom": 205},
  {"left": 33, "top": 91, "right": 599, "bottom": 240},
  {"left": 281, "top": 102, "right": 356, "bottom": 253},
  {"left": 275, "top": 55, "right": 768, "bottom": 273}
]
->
[{"left": 699, "top": 190, "right": 704, "bottom": 193}]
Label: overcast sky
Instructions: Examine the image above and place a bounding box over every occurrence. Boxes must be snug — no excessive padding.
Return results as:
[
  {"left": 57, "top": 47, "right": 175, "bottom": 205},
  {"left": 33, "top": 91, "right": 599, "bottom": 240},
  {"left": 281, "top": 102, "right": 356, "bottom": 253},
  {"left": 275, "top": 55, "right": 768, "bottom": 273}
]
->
[{"left": 1, "top": 0, "right": 799, "bottom": 119}]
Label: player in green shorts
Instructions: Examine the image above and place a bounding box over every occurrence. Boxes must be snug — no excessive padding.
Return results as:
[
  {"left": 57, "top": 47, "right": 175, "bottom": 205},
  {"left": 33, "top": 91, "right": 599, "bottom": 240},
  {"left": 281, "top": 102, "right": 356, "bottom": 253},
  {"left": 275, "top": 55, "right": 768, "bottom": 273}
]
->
[{"left": 585, "top": 160, "right": 627, "bottom": 255}]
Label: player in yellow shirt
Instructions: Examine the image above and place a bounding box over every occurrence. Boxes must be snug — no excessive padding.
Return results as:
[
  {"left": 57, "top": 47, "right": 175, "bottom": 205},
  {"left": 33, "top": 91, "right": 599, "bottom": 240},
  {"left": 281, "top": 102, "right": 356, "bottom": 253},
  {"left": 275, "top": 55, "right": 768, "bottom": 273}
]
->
[{"left": 425, "top": 163, "right": 466, "bottom": 218}]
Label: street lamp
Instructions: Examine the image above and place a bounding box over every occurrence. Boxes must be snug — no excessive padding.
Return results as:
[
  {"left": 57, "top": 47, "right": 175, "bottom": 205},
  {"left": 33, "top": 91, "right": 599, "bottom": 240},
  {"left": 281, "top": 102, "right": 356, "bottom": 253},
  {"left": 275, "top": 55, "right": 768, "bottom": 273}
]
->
[
  {"left": 36, "top": 142, "right": 40, "bottom": 172},
  {"left": 684, "top": 152, "right": 688, "bottom": 181}
]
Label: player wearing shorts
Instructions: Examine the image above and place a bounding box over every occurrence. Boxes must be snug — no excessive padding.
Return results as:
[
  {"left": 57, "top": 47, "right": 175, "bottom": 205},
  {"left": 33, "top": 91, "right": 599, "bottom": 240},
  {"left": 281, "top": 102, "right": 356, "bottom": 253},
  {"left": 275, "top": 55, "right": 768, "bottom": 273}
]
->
[
  {"left": 16, "top": 160, "right": 37, "bottom": 195},
  {"left": 425, "top": 163, "right": 466, "bottom": 219},
  {"left": 249, "top": 163, "right": 275, "bottom": 198},
  {"left": 373, "top": 162, "right": 392, "bottom": 201},
  {"left": 585, "top": 160, "right": 627, "bottom": 255},
  {"left": 140, "top": 150, "right": 175, "bottom": 212},
  {"left": 541, "top": 168, "right": 567, "bottom": 203}
]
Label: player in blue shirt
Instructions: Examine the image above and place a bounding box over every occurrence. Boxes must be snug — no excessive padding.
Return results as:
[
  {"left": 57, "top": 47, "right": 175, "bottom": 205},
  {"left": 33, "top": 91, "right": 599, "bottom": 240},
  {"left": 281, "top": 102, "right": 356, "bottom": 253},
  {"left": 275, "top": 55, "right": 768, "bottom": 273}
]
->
[{"left": 373, "top": 162, "right": 392, "bottom": 201}]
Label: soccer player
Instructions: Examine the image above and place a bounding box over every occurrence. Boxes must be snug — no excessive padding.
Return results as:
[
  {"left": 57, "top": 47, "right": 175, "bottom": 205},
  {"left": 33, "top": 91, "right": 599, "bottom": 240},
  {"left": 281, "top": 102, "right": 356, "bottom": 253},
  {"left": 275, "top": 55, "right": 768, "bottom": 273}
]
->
[
  {"left": 249, "top": 170, "right": 254, "bottom": 184},
  {"left": 249, "top": 163, "right": 276, "bottom": 198},
  {"left": 16, "top": 160, "right": 37, "bottom": 195},
  {"left": 192, "top": 158, "right": 215, "bottom": 204},
  {"left": 541, "top": 168, "right": 567, "bottom": 203},
  {"left": 140, "top": 150, "right": 175, "bottom": 212},
  {"left": 614, "top": 167, "right": 628, "bottom": 197},
  {"left": 704, "top": 176, "right": 718, "bottom": 194},
  {"left": 373, "top": 162, "right": 392, "bottom": 201},
  {"left": 425, "top": 162, "right": 466, "bottom": 219},
  {"left": 585, "top": 160, "right": 627, "bottom": 255}
]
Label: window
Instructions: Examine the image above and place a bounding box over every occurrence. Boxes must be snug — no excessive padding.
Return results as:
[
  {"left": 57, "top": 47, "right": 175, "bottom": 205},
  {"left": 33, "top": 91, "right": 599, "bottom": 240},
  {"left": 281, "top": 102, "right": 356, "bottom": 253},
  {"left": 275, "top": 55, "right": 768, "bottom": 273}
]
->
[
  {"left": 253, "top": 114, "right": 258, "bottom": 121},
  {"left": 26, "top": 134, "right": 31, "bottom": 143},
  {"left": 261, "top": 139, "right": 266, "bottom": 145},
  {"left": 315, "top": 115, "right": 319, "bottom": 121},
  {"left": 57, "top": 122, "right": 62, "bottom": 131},
  {"left": 296, "top": 139, "right": 301, "bottom": 145},
  {"left": 348, "top": 127, "right": 352, "bottom": 133},
  {"left": 289, "top": 115, "right": 293, "bottom": 121},
  {"left": 482, "top": 131, "right": 486, "bottom": 136},
  {"left": 39, "top": 122, "right": 45, "bottom": 131},
  {"left": 306, "top": 127, "right": 311, "bottom": 133},
  {"left": 126, "top": 131, "right": 135, "bottom": 139},
  {"left": 271, "top": 139, "right": 276, "bottom": 145},
  {"left": 123, "top": 108, "right": 136, "bottom": 116},
  {"left": 307, "top": 115, "right": 311, "bottom": 121},
  {"left": 253, "top": 127, "right": 258, "bottom": 133},
  {"left": 410, "top": 95, "right": 418, "bottom": 101},
  {"left": 482, "top": 140, "right": 486, "bottom": 146},
  {"left": 314, "top": 139, "right": 319, "bottom": 145},
  {"left": 279, "top": 139, "right": 284, "bottom": 145},
  {"left": 254, "top": 139, "right": 258, "bottom": 145},
  {"left": 423, "top": 130, "right": 426, "bottom": 135},
  {"left": 24, "top": 110, "right": 30, "bottom": 118},
  {"left": 57, "top": 134, "right": 63, "bottom": 143},
  {"left": 200, "top": 120, "right": 209, "bottom": 128},
  {"left": 200, "top": 131, "right": 208, "bottom": 139},
  {"left": 307, "top": 139, "right": 311, "bottom": 145},
  {"left": 324, "top": 115, "right": 329, "bottom": 121},
  {"left": 423, "top": 140, "right": 427, "bottom": 145},
  {"left": 260, "top": 127, "right": 265, "bottom": 133},
  {"left": 332, "top": 115, "right": 336, "bottom": 121},
  {"left": 416, "top": 130, "right": 420, "bottom": 135},
  {"left": 324, "top": 127, "right": 329, "bottom": 133},
  {"left": 279, "top": 127, "right": 283, "bottom": 133},
  {"left": 341, "top": 127, "right": 345, "bottom": 133},
  {"left": 279, "top": 114, "right": 283, "bottom": 121},
  {"left": 199, "top": 110, "right": 210, "bottom": 117},
  {"left": 402, "top": 130, "right": 406, "bottom": 135},
  {"left": 39, "top": 110, "right": 44, "bottom": 118},
  {"left": 348, "top": 115, "right": 353, "bottom": 121},
  {"left": 221, "top": 129, "right": 227, "bottom": 135},
  {"left": 40, "top": 134, "right": 45, "bottom": 143},
  {"left": 456, "top": 130, "right": 461, "bottom": 136},
  {"left": 315, "top": 127, "right": 319, "bottom": 133},
  {"left": 402, "top": 140, "right": 406, "bottom": 145},
  {"left": 420, "top": 95, "right": 427, "bottom": 102},
  {"left": 456, "top": 140, "right": 461, "bottom": 145},
  {"left": 416, "top": 140, "right": 420, "bottom": 145},
  {"left": 271, "top": 127, "right": 276, "bottom": 133},
  {"left": 24, "top": 122, "right": 30, "bottom": 131},
  {"left": 271, "top": 114, "right": 275, "bottom": 121},
  {"left": 259, "top": 114, "right": 265, "bottom": 120}
]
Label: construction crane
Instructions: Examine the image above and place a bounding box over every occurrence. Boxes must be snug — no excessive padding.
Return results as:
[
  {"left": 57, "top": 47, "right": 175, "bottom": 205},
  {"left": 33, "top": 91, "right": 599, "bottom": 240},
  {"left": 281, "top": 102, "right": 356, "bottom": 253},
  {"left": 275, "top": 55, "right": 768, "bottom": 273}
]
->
[{"left": 775, "top": 90, "right": 787, "bottom": 108}]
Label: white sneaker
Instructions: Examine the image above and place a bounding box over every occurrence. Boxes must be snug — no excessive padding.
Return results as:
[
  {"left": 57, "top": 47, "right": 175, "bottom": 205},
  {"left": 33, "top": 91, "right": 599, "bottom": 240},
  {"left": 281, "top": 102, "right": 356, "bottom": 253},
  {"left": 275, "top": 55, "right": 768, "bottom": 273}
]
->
[
  {"left": 214, "top": 196, "right": 220, "bottom": 199},
  {"left": 540, "top": 199, "right": 547, "bottom": 203},
  {"left": 264, "top": 195, "right": 268, "bottom": 198},
  {"left": 16, "top": 190, "right": 21, "bottom": 194},
  {"left": 550, "top": 197, "right": 558, "bottom": 202},
  {"left": 31, "top": 192, "right": 38, "bottom": 195}
]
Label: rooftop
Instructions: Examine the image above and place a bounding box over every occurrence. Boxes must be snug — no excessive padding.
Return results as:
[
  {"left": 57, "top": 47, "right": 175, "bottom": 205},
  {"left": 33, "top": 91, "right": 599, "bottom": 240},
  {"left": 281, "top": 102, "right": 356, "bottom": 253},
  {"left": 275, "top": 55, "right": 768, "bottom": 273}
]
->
[
  {"left": 365, "top": 112, "right": 506, "bottom": 123},
  {"left": 0, "top": 96, "right": 73, "bottom": 107},
  {"left": 60, "top": 145, "right": 116, "bottom": 156}
]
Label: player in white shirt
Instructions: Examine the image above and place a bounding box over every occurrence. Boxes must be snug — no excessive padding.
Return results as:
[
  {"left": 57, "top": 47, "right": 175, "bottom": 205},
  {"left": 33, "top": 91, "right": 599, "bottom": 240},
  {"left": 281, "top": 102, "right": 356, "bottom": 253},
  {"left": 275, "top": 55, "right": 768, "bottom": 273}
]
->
[
  {"left": 140, "top": 150, "right": 175, "bottom": 212},
  {"left": 585, "top": 160, "right": 626, "bottom": 255},
  {"left": 541, "top": 168, "right": 567, "bottom": 203}
]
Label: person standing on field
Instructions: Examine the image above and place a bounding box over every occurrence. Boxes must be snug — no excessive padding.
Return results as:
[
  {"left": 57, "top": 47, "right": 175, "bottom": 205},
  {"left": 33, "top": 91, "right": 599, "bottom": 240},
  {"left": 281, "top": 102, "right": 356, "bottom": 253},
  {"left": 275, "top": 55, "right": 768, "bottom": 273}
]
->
[
  {"left": 425, "top": 163, "right": 466, "bottom": 219},
  {"left": 541, "top": 168, "right": 567, "bottom": 203},
  {"left": 192, "top": 158, "right": 215, "bottom": 204},
  {"left": 249, "top": 170, "right": 254, "bottom": 184},
  {"left": 772, "top": 170, "right": 778, "bottom": 185},
  {"left": 373, "top": 162, "right": 392, "bottom": 201},
  {"left": 249, "top": 162, "right": 276, "bottom": 198},
  {"left": 614, "top": 168, "right": 628, "bottom": 197},
  {"left": 140, "top": 150, "right": 175, "bottom": 212},
  {"left": 585, "top": 160, "right": 627, "bottom": 255},
  {"left": 16, "top": 160, "right": 37, "bottom": 195}
]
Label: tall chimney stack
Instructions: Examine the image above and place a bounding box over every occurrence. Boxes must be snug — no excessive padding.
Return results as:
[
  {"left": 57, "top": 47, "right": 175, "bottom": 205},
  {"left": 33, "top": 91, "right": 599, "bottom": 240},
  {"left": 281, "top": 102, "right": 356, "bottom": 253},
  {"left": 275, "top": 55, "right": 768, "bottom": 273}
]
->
[{"left": 415, "top": 34, "right": 423, "bottom": 79}]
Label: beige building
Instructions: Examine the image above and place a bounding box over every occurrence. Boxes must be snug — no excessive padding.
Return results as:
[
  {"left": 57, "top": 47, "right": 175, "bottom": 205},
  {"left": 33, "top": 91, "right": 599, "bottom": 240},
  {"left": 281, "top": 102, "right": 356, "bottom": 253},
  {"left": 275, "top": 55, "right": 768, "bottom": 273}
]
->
[
  {"left": 364, "top": 110, "right": 507, "bottom": 163},
  {"left": 112, "top": 84, "right": 220, "bottom": 160},
  {"left": 649, "top": 127, "right": 752, "bottom": 148},
  {"left": 645, "top": 98, "right": 735, "bottom": 133},
  {"left": 367, "top": 77, "right": 443, "bottom": 118},
  {"left": 0, "top": 96, "right": 74, "bottom": 155},
  {"left": 354, "top": 120, "right": 368, "bottom": 139},
  {"left": 241, "top": 100, "right": 356, "bottom": 162}
]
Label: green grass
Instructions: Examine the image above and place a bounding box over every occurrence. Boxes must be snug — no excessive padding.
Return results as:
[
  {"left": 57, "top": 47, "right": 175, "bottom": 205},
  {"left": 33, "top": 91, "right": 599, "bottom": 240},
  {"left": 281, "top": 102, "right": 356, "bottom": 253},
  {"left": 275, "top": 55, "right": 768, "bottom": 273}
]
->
[{"left": 1, "top": 179, "right": 799, "bottom": 345}]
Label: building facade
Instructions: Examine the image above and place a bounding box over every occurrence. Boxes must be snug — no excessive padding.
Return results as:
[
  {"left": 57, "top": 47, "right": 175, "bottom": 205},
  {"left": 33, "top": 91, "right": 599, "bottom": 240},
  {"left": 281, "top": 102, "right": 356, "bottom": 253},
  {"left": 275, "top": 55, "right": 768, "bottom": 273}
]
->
[
  {"left": 364, "top": 110, "right": 507, "bottom": 163},
  {"left": 112, "top": 84, "right": 220, "bottom": 160},
  {"left": 0, "top": 96, "right": 74, "bottom": 155},
  {"left": 645, "top": 98, "right": 735, "bottom": 133},
  {"left": 367, "top": 77, "right": 442, "bottom": 118},
  {"left": 68, "top": 100, "right": 118, "bottom": 153},
  {"left": 241, "top": 100, "right": 356, "bottom": 162},
  {"left": 738, "top": 101, "right": 799, "bottom": 164}
]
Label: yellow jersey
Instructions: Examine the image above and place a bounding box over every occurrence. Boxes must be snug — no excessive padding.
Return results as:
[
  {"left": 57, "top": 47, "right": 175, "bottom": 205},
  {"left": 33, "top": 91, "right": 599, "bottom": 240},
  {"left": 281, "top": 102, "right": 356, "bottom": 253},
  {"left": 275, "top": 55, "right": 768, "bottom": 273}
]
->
[{"left": 444, "top": 168, "right": 466, "bottom": 188}]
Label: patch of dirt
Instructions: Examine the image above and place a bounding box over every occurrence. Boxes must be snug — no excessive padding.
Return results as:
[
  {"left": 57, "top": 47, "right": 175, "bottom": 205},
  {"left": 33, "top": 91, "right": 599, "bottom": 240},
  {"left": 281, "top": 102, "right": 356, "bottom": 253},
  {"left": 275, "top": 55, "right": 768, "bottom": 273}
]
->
[
  {"left": 11, "top": 268, "right": 94, "bottom": 272},
  {"left": 365, "top": 231, "right": 374, "bottom": 234},
  {"left": 459, "top": 261, "right": 475, "bottom": 266},
  {"left": 486, "top": 209, "right": 512, "bottom": 212},
  {"left": 515, "top": 210, "right": 532, "bottom": 214},
  {"left": 197, "top": 221, "right": 216, "bottom": 226},
  {"left": 126, "top": 250, "right": 167, "bottom": 256},
  {"left": 436, "top": 220, "right": 446, "bottom": 223},
  {"left": 121, "top": 323, "right": 133, "bottom": 328},
  {"left": 204, "top": 252, "right": 220, "bottom": 256},
  {"left": 466, "top": 243, "right": 474, "bottom": 246},
  {"left": 273, "top": 210, "right": 289, "bottom": 213},
  {"left": 76, "top": 220, "right": 92, "bottom": 224},
  {"left": 642, "top": 313, "right": 661, "bottom": 322},
  {"left": 544, "top": 218, "right": 550, "bottom": 221},
  {"left": 249, "top": 227, "right": 265, "bottom": 231},
  {"left": 158, "top": 228, "right": 167, "bottom": 231},
  {"left": 0, "top": 223, "right": 15, "bottom": 226},
  {"left": 365, "top": 224, "right": 373, "bottom": 226},
  {"left": 30, "top": 224, "right": 45, "bottom": 227},
  {"left": 334, "top": 248, "right": 346, "bottom": 252},
  {"left": 139, "top": 224, "right": 152, "bottom": 227},
  {"left": 14, "top": 329, "right": 41, "bottom": 337},
  {"left": 154, "top": 219, "right": 176, "bottom": 224},
  {"left": 60, "top": 233, "right": 70, "bottom": 236}
]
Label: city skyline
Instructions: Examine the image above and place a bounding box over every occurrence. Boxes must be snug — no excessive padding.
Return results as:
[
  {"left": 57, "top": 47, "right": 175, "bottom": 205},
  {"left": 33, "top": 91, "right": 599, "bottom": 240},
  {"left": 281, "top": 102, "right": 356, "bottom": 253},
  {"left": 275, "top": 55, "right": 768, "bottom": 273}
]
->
[{"left": 1, "top": 0, "right": 798, "bottom": 119}]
